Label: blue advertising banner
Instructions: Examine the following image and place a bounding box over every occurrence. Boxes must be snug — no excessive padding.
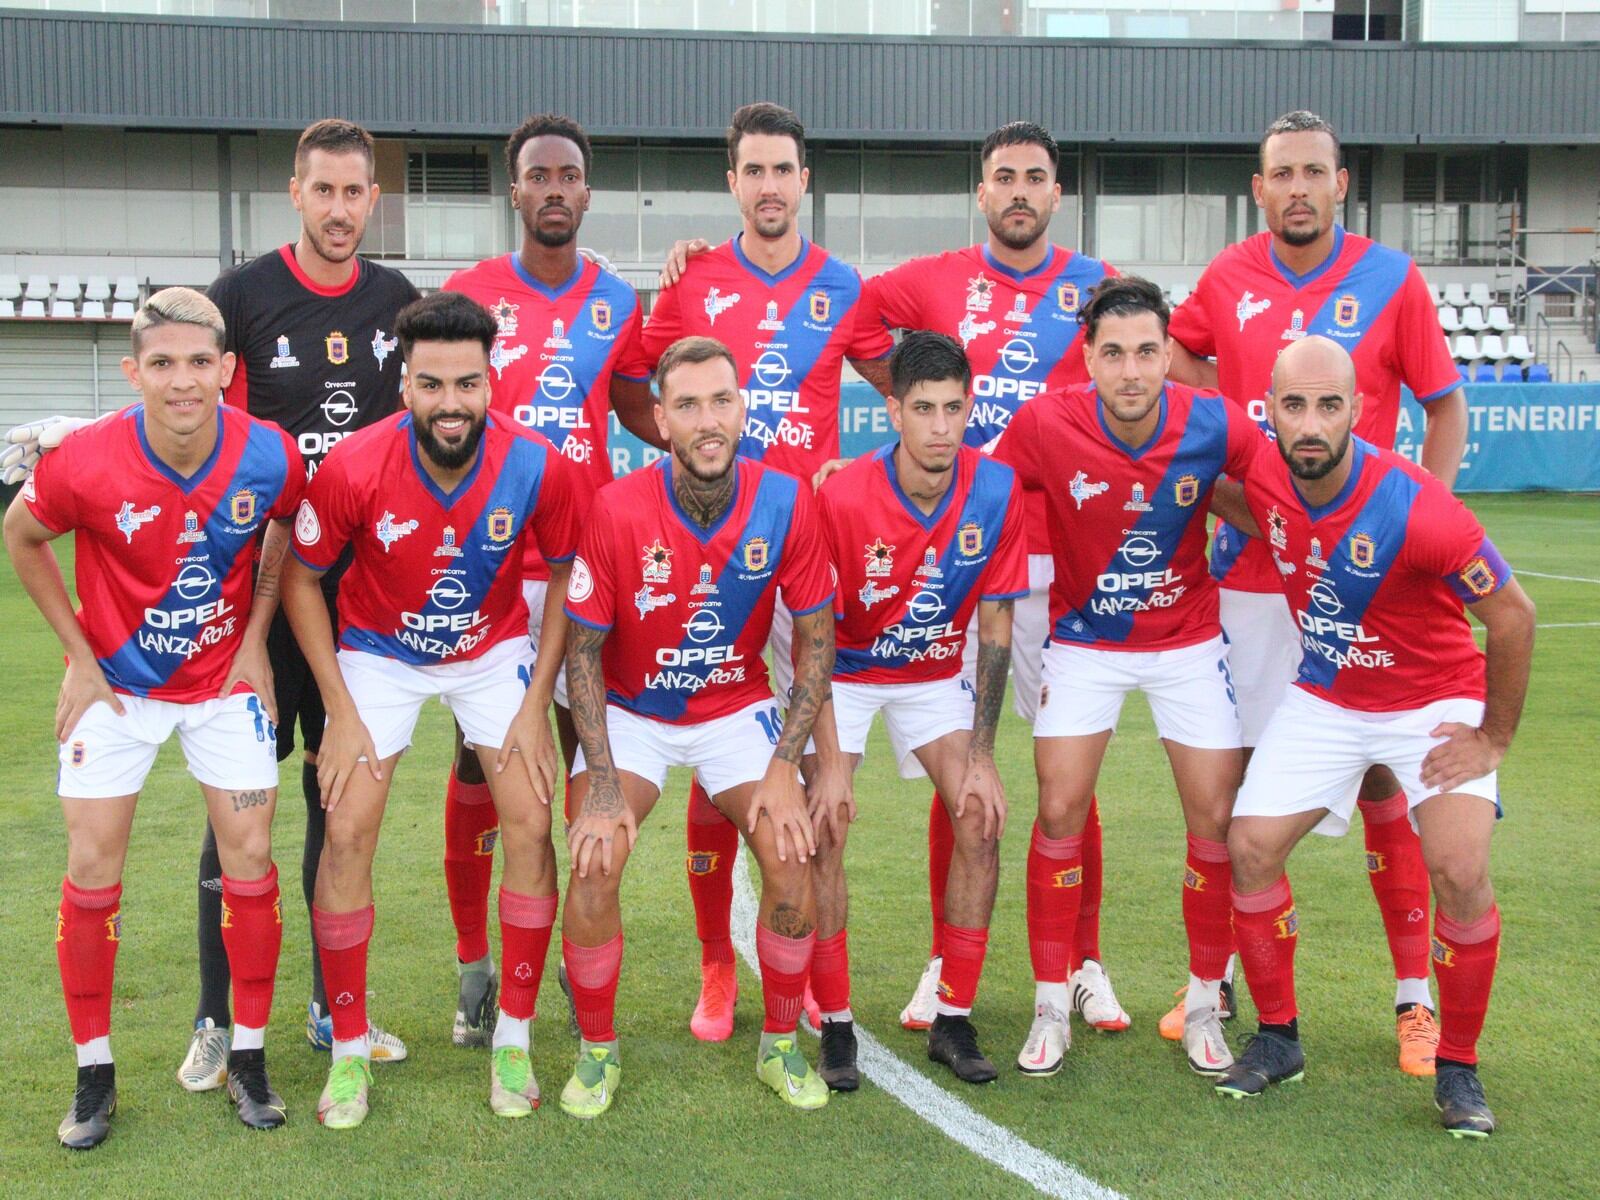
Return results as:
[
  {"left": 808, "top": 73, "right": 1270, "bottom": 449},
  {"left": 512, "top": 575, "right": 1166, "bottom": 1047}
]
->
[{"left": 606, "top": 382, "right": 1600, "bottom": 494}]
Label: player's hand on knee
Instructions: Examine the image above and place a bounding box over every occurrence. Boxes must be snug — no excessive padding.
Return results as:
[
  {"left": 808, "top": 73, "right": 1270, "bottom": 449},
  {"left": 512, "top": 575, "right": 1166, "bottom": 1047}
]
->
[
  {"left": 219, "top": 637, "right": 277, "bottom": 725},
  {"left": 497, "top": 700, "right": 557, "bottom": 805},
  {"left": 956, "top": 754, "right": 1007, "bottom": 841},
  {"left": 317, "top": 713, "right": 382, "bottom": 811},
  {"left": 750, "top": 769, "right": 817, "bottom": 864},
  {"left": 805, "top": 762, "right": 855, "bottom": 845},
  {"left": 659, "top": 238, "right": 712, "bottom": 288},
  {"left": 1421, "top": 721, "right": 1503, "bottom": 794},
  {"left": 55, "top": 657, "right": 123, "bottom": 742},
  {"left": 568, "top": 774, "right": 636, "bottom": 878}
]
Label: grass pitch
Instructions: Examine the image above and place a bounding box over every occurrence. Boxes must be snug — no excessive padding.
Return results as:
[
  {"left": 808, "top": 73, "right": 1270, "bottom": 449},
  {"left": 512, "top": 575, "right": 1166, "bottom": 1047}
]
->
[{"left": 0, "top": 493, "right": 1595, "bottom": 1199}]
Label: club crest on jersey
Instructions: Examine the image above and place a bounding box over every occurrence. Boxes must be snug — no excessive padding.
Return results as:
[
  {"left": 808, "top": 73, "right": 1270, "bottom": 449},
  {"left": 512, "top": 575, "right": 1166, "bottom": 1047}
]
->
[
  {"left": 742, "top": 537, "right": 770, "bottom": 572},
  {"left": 486, "top": 507, "right": 516, "bottom": 543},
  {"left": 958, "top": 520, "right": 983, "bottom": 557},
  {"left": 325, "top": 331, "right": 350, "bottom": 365},
  {"left": 809, "top": 290, "right": 831, "bottom": 324},
  {"left": 1051, "top": 867, "right": 1083, "bottom": 888},
  {"left": 545, "top": 319, "right": 571, "bottom": 350},
  {"left": 371, "top": 328, "right": 398, "bottom": 368},
  {"left": 1351, "top": 531, "right": 1376, "bottom": 569},
  {"left": 434, "top": 525, "right": 464, "bottom": 558},
  {"left": 1057, "top": 281, "right": 1080, "bottom": 314},
  {"left": 1282, "top": 309, "right": 1307, "bottom": 342},
  {"left": 957, "top": 312, "right": 995, "bottom": 347},
  {"left": 177, "top": 509, "right": 207, "bottom": 544},
  {"left": 1123, "top": 482, "right": 1153, "bottom": 513},
  {"left": 686, "top": 851, "right": 721, "bottom": 875},
  {"left": 1273, "top": 906, "right": 1299, "bottom": 939},
  {"left": 269, "top": 334, "right": 299, "bottom": 369},
  {"left": 375, "top": 510, "right": 420, "bottom": 551},
  {"left": 229, "top": 489, "right": 257, "bottom": 526},
  {"left": 1459, "top": 555, "right": 1498, "bottom": 597},
  {"left": 864, "top": 538, "right": 896, "bottom": 577},
  {"left": 489, "top": 339, "right": 528, "bottom": 379},
  {"left": 858, "top": 581, "right": 899, "bottom": 609},
  {"left": 1004, "top": 292, "right": 1031, "bottom": 325},
  {"left": 114, "top": 501, "right": 161, "bottom": 543},
  {"left": 590, "top": 298, "right": 612, "bottom": 332},
  {"left": 490, "top": 297, "right": 520, "bottom": 336},
  {"left": 641, "top": 541, "right": 673, "bottom": 583},
  {"left": 703, "top": 287, "right": 740, "bottom": 325},
  {"left": 1306, "top": 536, "right": 1329, "bottom": 570},
  {"left": 692, "top": 563, "right": 718, "bottom": 595},
  {"left": 1334, "top": 294, "right": 1360, "bottom": 328},
  {"left": 758, "top": 300, "right": 784, "bottom": 332},
  {"left": 634, "top": 585, "right": 675, "bottom": 618},
  {"left": 965, "top": 274, "right": 994, "bottom": 313},
  {"left": 1174, "top": 474, "right": 1201, "bottom": 507},
  {"left": 914, "top": 547, "right": 943, "bottom": 579},
  {"left": 1236, "top": 291, "right": 1271, "bottom": 331},
  {"left": 1069, "top": 471, "right": 1109, "bottom": 510},
  {"left": 1267, "top": 506, "right": 1288, "bottom": 551}
]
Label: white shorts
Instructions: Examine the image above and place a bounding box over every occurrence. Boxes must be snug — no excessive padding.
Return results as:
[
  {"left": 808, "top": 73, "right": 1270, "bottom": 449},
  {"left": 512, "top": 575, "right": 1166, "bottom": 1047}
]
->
[
  {"left": 522, "top": 579, "right": 569, "bottom": 709},
  {"left": 338, "top": 637, "right": 536, "bottom": 761},
  {"left": 58, "top": 692, "right": 279, "bottom": 799},
  {"left": 1219, "top": 587, "right": 1299, "bottom": 747},
  {"left": 572, "top": 697, "right": 785, "bottom": 798},
  {"left": 769, "top": 599, "right": 795, "bottom": 704},
  {"left": 962, "top": 553, "right": 1052, "bottom": 724},
  {"left": 1234, "top": 687, "right": 1500, "bottom": 837},
  {"left": 832, "top": 676, "right": 974, "bottom": 780},
  {"left": 1034, "top": 634, "right": 1243, "bottom": 750}
]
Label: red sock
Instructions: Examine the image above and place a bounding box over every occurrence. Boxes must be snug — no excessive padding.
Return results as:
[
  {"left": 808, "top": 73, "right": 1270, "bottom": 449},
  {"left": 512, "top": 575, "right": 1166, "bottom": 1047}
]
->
[
  {"left": 1183, "top": 835, "right": 1234, "bottom": 981},
  {"left": 443, "top": 772, "right": 497, "bottom": 964},
  {"left": 811, "top": 929, "right": 850, "bottom": 1016},
  {"left": 936, "top": 923, "right": 989, "bottom": 1014},
  {"left": 1232, "top": 877, "right": 1299, "bottom": 1025},
  {"left": 1434, "top": 906, "right": 1500, "bottom": 1065},
  {"left": 313, "top": 904, "right": 373, "bottom": 1042},
  {"left": 927, "top": 795, "right": 953, "bottom": 958},
  {"left": 1359, "top": 792, "right": 1431, "bottom": 981},
  {"left": 756, "top": 924, "right": 814, "bottom": 1033},
  {"left": 220, "top": 865, "right": 283, "bottom": 1030},
  {"left": 1071, "top": 796, "right": 1104, "bottom": 972},
  {"left": 562, "top": 772, "right": 575, "bottom": 825},
  {"left": 1026, "top": 824, "right": 1084, "bottom": 984},
  {"left": 498, "top": 888, "right": 557, "bottom": 1021},
  {"left": 686, "top": 779, "right": 738, "bottom": 966},
  {"left": 56, "top": 877, "right": 122, "bottom": 1044},
  {"left": 563, "top": 933, "right": 623, "bottom": 1042}
]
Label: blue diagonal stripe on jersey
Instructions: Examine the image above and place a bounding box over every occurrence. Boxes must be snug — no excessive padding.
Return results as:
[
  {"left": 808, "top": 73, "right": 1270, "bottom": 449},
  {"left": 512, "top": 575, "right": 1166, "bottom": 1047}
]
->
[
  {"left": 517, "top": 269, "right": 639, "bottom": 442},
  {"left": 1303, "top": 241, "right": 1410, "bottom": 349},
  {"left": 100, "top": 420, "right": 292, "bottom": 694}
]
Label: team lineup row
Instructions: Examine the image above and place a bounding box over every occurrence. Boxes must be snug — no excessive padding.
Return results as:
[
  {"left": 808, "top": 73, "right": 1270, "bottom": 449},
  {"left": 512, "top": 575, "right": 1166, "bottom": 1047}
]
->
[{"left": 2, "top": 103, "right": 1530, "bottom": 1151}]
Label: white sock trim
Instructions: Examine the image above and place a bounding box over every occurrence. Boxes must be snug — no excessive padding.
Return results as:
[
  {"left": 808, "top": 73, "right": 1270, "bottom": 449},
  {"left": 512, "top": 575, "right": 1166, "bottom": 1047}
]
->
[
  {"left": 75, "top": 1036, "right": 112, "bottom": 1068},
  {"left": 491, "top": 1010, "right": 531, "bottom": 1052},
  {"left": 1395, "top": 976, "right": 1433, "bottom": 1011},
  {"left": 331, "top": 1035, "right": 370, "bottom": 1062},
  {"left": 231, "top": 1024, "right": 265, "bottom": 1052}
]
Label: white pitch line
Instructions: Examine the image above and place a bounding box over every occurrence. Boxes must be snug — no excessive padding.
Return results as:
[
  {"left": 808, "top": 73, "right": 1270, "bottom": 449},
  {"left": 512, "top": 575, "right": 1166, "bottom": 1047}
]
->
[
  {"left": 1520, "top": 570, "right": 1600, "bottom": 585},
  {"left": 731, "top": 849, "right": 1124, "bottom": 1200}
]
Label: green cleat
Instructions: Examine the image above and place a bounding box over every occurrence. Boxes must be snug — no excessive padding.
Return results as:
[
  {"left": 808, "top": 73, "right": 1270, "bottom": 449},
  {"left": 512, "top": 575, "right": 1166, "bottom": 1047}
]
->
[
  {"left": 316, "top": 1055, "right": 372, "bottom": 1130},
  {"left": 490, "top": 1045, "right": 540, "bottom": 1118},
  {"left": 757, "top": 1036, "right": 829, "bottom": 1111},
  {"left": 559, "top": 1043, "right": 620, "bottom": 1119}
]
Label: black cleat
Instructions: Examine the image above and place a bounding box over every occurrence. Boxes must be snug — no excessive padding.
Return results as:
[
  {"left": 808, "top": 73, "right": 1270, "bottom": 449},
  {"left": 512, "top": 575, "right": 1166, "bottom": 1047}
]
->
[
  {"left": 1220, "top": 978, "right": 1238, "bottom": 1022},
  {"left": 558, "top": 962, "right": 580, "bottom": 1037},
  {"left": 928, "top": 1014, "right": 999, "bottom": 1084},
  {"left": 58, "top": 1063, "right": 116, "bottom": 1150},
  {"left": 1214, "top": 1030, "right": 1305, "bottom": 1099},
  {"left": 1435, "top": 1063, "right": 1496, "bottom": 1139},
  {"left": 818, "top": 1020, "right": 860, "bottom": 1091},
  {"left": 226, "top": 1049, "right": 287, "bottom": 1130}
]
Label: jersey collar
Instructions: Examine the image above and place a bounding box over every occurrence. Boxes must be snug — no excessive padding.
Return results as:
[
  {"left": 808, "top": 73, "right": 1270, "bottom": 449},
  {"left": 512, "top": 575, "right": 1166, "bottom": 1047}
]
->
[
  {"left": 507, "top": 253, "right": 586, "bottom": 300},
  {"left": 661, "top": 456, "right": 742, "bottom": 544},
  {"left": 134, "top": 406, "right": 226, "bottom": 492},
  {"left": 881, "top": 441, "right": 959, "bottom": 531},
  {"left": 980, "top": 243, "right": 1061, "bottom": 284},
  {"left": 1093, "top": 386, "right": 1169, "bottom": 460},
  {"left": 1291, "top": 435, "right": 1370, "bottom": 522},
  {"left": 278, "top": 244, "right": 362, "bottom": 298},
  {"left": 731, "top": 233, "right": 810, "bottom": 286},
  {"left": 1267, "top": 225, "right": 1346, "bottom": 290},
  {"left": 405, "top": 411, "right": 488, "bottom": 509}
]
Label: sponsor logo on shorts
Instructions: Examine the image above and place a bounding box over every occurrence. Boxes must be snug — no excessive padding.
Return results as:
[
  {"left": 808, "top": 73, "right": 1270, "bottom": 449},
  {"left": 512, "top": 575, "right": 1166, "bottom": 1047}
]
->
[
  {"left": 1273, "top": 905, "right": 1299, "bottom": 939},
  {"left": 1051, "top": 867, "right": 1083, "bottom": 888},
  {"left": 686, "top": 851, "right": 721, "bottom": 875},
  {"left": 70, "top": 740, "right": 86, "bottom": 766}
]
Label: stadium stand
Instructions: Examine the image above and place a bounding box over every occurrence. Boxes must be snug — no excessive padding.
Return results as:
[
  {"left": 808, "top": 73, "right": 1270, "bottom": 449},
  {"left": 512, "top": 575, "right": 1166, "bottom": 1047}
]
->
[
  {"left": 1438, "top": 305, "right": 1463, "bottom": 332},
  {"left": 1462, "top": 305, "right": 1488, "bottom": 332}
]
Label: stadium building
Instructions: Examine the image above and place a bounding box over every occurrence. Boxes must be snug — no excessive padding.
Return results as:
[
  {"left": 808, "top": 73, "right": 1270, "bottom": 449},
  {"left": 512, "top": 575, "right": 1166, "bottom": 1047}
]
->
[{"left": 0, "top": 3, "right": 1597, "bottom": 427}]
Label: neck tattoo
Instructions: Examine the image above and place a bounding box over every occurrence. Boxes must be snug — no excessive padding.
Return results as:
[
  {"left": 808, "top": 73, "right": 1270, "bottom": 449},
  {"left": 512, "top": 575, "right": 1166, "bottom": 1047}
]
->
[{"left": 674, "top": 467, "right": 736, "bottom": 528}]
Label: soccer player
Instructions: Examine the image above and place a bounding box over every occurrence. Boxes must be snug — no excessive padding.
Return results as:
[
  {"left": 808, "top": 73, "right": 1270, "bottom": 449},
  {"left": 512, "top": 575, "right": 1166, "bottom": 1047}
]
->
[
  {"left": 559, "top": 336, "right": 839, "bottom": 1116},
  {"left": 991, "top": 276, "right": 1263, "bottom": 1078},
  {"left": 809, "top": 331, "right": 1028, "bottom": 1087},
  {"left": 1212, "top": 335, "right": 1533, "bottom": 1140},
  {"left": 853, "top": 120, "right": 1122, "bottom": 1032},
  {"left": 281, "top": 292, "right": 586, "bottom": 1128},
  {"left": 438, "top": 113, "right": 654, "bottom": 1048},
  {"left": 4, "top": 288, "right": 304, "bottom": 1146},
  {"left": 181, "top": 118, "right": 420, "bottom": 1085},
  {"left": 1165, "top": 110, "right": 1469, "bottom": 1072},
  {"left": 619, "top": 101, "right": 893, "bottom": 1042}
]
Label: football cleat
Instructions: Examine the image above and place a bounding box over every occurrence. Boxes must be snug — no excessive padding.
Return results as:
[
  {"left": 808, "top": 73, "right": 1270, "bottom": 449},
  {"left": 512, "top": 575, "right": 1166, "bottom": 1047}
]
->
[
  {"left": 899, "top": 956, "right": 943, "bottom": 1031},
  {"left": 757, "top": 1037, "right": 829, "bottom": 1111},
  {"left": 226, "top": 1049, "right": 287, "bottom": 1130},
  {"left": 1182, "top": 1006, "right": 1234, "bottom": 1077},
  {"left": 308, "top": 1002, "right": 407, "bottom": 1062},
  {"left": 367, "top": 1021, "right": 408, "bottom": 1063},
  {"left": 1069, "top": 960, "right": 1130, "bottom": 1031},
  {"left": 453, "top": 955, "right": 498, "bottom": 1048},
  {"left": 1214, "top": 1030, "right": 1305, "bottom": 1099},
  {"left": 928, "top": 1014, "right": 998, "bottom": 1084},
  {"left": 1435, "top": 1063, "right": 1495, "bottom": 1138},
  {"left": 1159, "top": 979, "right": 1237, "bottom": 1041},
  {"left": 560, "top": 1043, "right": 621, "bottom": 1120},
  {"left": 306, "top": 1001, "right": 333, "bottom": 1051},
  {"left": 489, "top": 1045, "right": 540, "bottom": 1118},
  {"left": 689, "top": 960, "right": 738, "bottom": 1043},
  {"left": 1397, "top": 1005, "right": 1439, "bottom": 1077},
  {"left": 1016, "top": 1003, "right": 1070, "bottom": 1077},
  {"left": 817, "top": 1019, "right": 860, "bottom": 1092},
  {"left": 58, "top": 1064, "right": 116, "bottom": 1150},
  {"left": 177, "top": 1018, "right": 230, "bottom": 1092},
  {"left": 316, "top": 1055, "right": 372, "bottom": 1130}
]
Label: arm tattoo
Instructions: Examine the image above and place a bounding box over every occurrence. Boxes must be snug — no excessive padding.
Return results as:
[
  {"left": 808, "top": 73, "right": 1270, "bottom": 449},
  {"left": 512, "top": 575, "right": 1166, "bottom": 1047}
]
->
[
  {"left": 253, "top": 520, "right": 290, "bottom": 609},
  {"left": 769, "top": 902, "right": 814, "bottom": 938},
  {"left": 773, "top": 609, "right": 834, "bottom": 766},
  {"left": 672, "top": 464, "right": 737, "bottom": 528},
  {"left": 972, "top": 600, "right": 1013, "bottom": 755},
  {"left": 566, "top": 622, "right": 625, "bottom": 819}
]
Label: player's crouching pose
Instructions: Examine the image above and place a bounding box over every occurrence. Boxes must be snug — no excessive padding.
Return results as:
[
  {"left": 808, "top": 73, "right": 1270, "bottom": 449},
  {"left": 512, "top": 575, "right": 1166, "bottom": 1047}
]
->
[
  {"left": 1213, "top": 337, "right": 1534, "bottom": 1140},
  {"left": 4, "top": 288, "right": 304, "bottom": 1147},
  {"left": 559, "top": 336, "right": 840, "bottom": 1117},
  {"left": 806, "top": 332, "right": 1027, "bottom": 1088},
  {"left": 281, "top": 292, "right": 587, "bottom": 1129}
]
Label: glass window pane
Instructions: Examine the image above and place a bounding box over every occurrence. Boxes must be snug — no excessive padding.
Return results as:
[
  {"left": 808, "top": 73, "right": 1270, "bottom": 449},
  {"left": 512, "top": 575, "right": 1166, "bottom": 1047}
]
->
[
  {"left": 871, "top": 0, "right": 925, "bottom": 34},
  {"left": 583, "top": 145, "right": 639, "bottom": 264},
  {"left": 862, "top": 151, "right": 969, "bottom": 263},
  {"left": 815, "top": 147, "right": 861, "bottom": 262},
  {"left": 274, "top": 0, "right": 341, "bottom": 18},
  {"left": 697, "top": 0, "right": 756, "bottom": 30},
  {"left": 815, "top": 0, "right": 871, "bottom": 34},
  {"left": 1184, "top": 156, "right": 1261, "bottom": 262},
  {"left": 756, "top": 0, "right": 814, "bottom": 33},
  {"left": 640, "top": 148, "right": 734, "bottom": 261},
  {"left": 345, "top": 1, "right": 418, "bottom": 21},
  {"left": 1097, "top": 153, "right": 1185, "bottom": 264},
  {"left": 0, "top": 130, "right": 64, "bottom": 187},
  {"left": 638, "top": 0, "right": 703, "bottom": 28}
]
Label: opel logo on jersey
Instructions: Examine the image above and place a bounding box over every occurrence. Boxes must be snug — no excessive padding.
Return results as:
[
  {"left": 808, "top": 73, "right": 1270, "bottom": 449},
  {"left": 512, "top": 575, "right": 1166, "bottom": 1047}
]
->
[
  {"left": 906, "top": 590, "right": 945, "bottom": 624},
  {"left": 538, "top": 363, "right": 576, "bottom": 401},
  {"left": 322, "top": 391, "right": 358, "bottom": 427},
  {"left": 1119, "top": 536, "right": 1160, "bottom": 568},
  {"left": 752, "top": 351, "right": 790, "bottom": 388},
  {"left": 174, "top": 562, "right": 216, "bottom": 601},
  {"left": 427, "top": 576, "right": 471, "bottom": 610},
  {"left": 1309, "top": 578, "right": 1344, "bottom": 616},
  {"left": 683, "top": 608, "right": 725, "bottom": 644},
  {"left": 998, "top": 337, "right": 1037, "bottom": 375}
]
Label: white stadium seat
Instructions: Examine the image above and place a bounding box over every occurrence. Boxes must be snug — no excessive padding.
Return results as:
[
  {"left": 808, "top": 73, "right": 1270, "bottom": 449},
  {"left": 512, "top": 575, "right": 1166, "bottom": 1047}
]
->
[
  {"left": 0, "top": 299, "right": 14, "bottom": 318},
  {"left": 1505, "top": 334, "right": 1533, "bottom": 362},
  {"left": 0, "top": 274, "right": 20, "bottom": 301},
  {"left": 55, "top": 274, "right": 82, "bottom": 301},
  {"left": 24, "top": 274, "right": 51, "bottom": 301},
  {"left": 1487, "top": 305, "right": 1513, "bottom": 332},
  {"left": 21, "top": 298, "right": 46, "bottom": 318},
  {"left": 84, "top": 275, "right": 111, "bottom": 302},
  {"left": 113, "top": 275, "right": 140, "bottom": 302},
  {"left": 1479, "top": 334, "right": 1508, "bottom": 362},
  {"left": 1443, "top": 282, "right": 1469, "bottom": 308},
  {"left": 1437, "top": 305, "right": 1462, "bottom": 333},
  {"left": 1461, "top": 305, "right": 1488, "bottom": 332},
  {"left": 50, "top": 298, "right": 76, "bottom": 318},
  {"left": 82, "top": 299, "right": 106, "bottom": 319},
  {"left": 1452, "top": 333, "right": 1480, "bottom": 361},
  {"left": 1467, "top": 282, "right": 1493, "bottom": 308},
  {"left": 111, "top": 300, "right": 135, "bottom": 319}
]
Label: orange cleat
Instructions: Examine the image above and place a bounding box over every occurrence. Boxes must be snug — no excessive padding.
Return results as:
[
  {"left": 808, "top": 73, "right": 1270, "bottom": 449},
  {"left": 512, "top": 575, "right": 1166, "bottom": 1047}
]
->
[
  {"left": 1397, "top": 1005, "right": 1439, "bottom": 1077},
  {"left": 1159, "top": 979, "right": 1236, "bottom": 1041},
  {"left": 690, "top": 960, "right": 738, "bottom": 1042}
]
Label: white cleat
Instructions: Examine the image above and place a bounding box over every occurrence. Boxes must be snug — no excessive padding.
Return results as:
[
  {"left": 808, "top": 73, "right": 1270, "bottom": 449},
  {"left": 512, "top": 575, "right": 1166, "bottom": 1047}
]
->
[
  {"left": 1016, "top": 1003, "right": 1070, "bottom": 1076},
  {"left": 177, "top": 1018, "right": 229, "bottom": 1092},
  {"left": 1182, "top": 1006, "right": 1234, "bottom": 1077},
  {"left": 899, "top": 956, "right": 943, "bottom": 1031},
  {"left": 1069, "top": 960, "right": 1131, "bottom": 1032},
  {"left": 368, "top": 1021, "right": 409, "bottom": 1063}
]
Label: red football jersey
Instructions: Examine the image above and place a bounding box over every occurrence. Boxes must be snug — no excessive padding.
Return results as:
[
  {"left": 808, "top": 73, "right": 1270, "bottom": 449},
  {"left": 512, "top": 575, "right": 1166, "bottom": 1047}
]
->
[
  {"left": 563, "top": 457, "right": 835, "bottom": 724},
  {"left": 1168, "top": 228, "right": 1461, "bottom": 593},
  {"left": 639, "top": 236, "right": 892, "bottom": 482},
  {"left": 993, "top": 383, "right": 1263, "bottom": 651},
  {"left": 1240, "top": 438, "right": 1508, "bottom": 711},
  {"left": 293, "top": 411, "right": 584, "bottom": 666},
  {"left": 821, "top": 444, "right": 1027, "bottom": 684},
  {"left": 24, "top": 404, "right": 303, "bottom": 702},
  {"left": 860, "top": 244, "right": 1116, "bottom": 554},
  {"left": 444, "top": 255, "right": 646, "bottom": 582}
]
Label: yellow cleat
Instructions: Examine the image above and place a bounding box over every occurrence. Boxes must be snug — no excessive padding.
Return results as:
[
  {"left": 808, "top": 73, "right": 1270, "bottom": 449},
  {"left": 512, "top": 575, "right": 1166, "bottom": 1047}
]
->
[
  {"left": 757, "top": 1037, "right": 829, "bottom": 1111},
  {"left": 560, "top": 1043, "right": 620, "bottom": 1119}
]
